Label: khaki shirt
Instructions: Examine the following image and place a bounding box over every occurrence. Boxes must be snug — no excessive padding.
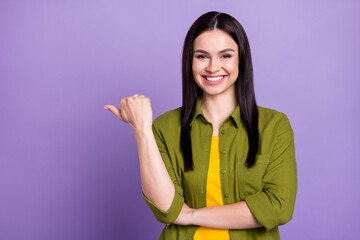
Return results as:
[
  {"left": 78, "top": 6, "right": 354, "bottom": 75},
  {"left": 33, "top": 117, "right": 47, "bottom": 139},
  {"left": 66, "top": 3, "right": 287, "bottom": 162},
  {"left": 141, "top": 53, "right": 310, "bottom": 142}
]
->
[{"left": 143, "top": 98, "right": 297, "bottom": 240}]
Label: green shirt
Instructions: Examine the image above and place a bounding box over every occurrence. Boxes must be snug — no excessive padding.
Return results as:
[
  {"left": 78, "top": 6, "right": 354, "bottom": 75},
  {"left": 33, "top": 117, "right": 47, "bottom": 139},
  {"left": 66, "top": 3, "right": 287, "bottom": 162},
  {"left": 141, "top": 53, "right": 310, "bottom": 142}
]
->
[{"left": 143, "top": 98, "right": 297, "bottom": 240}]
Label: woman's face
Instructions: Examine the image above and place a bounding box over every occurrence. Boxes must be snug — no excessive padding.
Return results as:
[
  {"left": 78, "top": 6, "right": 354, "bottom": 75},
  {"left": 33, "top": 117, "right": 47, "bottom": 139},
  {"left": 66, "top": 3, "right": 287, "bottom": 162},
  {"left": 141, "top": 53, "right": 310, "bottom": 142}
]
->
[{"left": 192, "top": 29, "right": 239, "bottom": 98}]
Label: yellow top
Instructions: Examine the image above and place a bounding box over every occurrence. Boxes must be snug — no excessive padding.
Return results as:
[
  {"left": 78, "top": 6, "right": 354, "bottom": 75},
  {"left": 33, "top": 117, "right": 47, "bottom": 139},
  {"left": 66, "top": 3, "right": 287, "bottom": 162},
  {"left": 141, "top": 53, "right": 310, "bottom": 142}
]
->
[{"left": 193, "top": 136, "right": 230, "bottom": 240}]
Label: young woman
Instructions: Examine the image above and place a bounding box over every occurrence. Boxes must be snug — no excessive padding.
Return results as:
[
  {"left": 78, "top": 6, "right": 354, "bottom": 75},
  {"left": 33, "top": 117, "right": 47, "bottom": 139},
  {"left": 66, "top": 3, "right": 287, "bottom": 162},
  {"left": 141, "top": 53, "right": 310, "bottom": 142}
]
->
[{"left": 104, "top": 11, "right": 297, "bottom": 240}]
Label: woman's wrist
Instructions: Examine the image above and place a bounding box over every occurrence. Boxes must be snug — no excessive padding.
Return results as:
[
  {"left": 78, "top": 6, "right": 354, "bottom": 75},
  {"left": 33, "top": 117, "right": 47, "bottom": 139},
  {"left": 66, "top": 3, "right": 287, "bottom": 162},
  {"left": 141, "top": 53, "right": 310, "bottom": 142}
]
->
[{"left": 133, "top": 127, "right": 153, "bottom": 138}]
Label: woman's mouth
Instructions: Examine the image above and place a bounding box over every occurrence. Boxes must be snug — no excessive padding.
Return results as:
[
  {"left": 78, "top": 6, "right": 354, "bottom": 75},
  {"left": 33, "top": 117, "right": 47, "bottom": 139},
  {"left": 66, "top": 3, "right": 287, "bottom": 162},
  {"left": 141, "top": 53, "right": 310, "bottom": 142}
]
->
[{"left": 202, "top": 75, "right": 226, "bottom": 85}]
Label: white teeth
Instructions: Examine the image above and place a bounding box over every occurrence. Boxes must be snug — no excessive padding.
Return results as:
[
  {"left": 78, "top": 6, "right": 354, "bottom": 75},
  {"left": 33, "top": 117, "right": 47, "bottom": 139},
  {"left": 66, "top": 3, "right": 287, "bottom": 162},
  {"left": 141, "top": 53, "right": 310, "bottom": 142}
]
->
[{"left": 205, "top": 76, "right": 224, "bottom": 81}]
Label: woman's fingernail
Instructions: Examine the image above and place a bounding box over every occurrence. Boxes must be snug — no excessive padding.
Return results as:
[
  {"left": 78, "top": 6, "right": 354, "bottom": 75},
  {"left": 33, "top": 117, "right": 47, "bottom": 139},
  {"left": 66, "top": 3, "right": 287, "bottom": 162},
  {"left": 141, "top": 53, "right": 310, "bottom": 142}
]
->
[{"left": 104, "top": 107, "right": 109, "bottom": 110}]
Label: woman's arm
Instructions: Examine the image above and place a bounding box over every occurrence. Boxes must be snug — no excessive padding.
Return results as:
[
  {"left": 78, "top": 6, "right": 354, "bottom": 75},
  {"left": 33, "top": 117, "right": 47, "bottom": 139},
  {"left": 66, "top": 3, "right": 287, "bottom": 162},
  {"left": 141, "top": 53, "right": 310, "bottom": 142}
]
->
[
  {"left": 135, "top": 127, "right": 175, "bottom": 211},
  {"left": 104, "top": 94, "right": 174, "bottom": 211},
  {"left": 174, "top": 202, "right": 261, "bottom": 229}
]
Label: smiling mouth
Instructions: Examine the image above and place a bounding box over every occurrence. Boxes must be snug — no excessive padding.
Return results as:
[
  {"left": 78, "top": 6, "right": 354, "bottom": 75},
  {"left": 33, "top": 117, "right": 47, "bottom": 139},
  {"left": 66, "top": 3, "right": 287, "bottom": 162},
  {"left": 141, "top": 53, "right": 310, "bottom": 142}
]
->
[{"left": 203, "top": 75, "right": 225, "bottom": 82}]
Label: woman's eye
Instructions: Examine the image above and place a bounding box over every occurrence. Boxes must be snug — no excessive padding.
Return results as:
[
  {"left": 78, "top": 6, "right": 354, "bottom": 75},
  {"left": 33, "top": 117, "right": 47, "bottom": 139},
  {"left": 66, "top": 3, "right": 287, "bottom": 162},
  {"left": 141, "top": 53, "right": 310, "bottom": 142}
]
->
[
  {"left": 195, "top": 55, "right": 207, "bottom": 59},
  {"left": 222, "top": 54, "right": 232, "bottom": 59}
]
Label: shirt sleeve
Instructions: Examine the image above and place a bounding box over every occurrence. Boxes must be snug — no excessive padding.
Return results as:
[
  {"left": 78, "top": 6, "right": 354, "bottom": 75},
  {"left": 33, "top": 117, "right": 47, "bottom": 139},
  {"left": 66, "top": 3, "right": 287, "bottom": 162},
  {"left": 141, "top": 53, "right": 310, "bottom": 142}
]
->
[
  {"left": 244, "top": 113, "right": 297, "bottom": 231},
  {"left": 142, "top": 120, "right": 184, "bottom": 224}
]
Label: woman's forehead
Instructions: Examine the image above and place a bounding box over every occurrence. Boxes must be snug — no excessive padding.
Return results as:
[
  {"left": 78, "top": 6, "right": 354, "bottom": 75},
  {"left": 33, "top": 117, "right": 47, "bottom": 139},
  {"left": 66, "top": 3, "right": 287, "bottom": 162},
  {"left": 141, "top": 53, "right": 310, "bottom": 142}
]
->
[{"left": 193, "top": 29, "right": 238, "bottom": 52}]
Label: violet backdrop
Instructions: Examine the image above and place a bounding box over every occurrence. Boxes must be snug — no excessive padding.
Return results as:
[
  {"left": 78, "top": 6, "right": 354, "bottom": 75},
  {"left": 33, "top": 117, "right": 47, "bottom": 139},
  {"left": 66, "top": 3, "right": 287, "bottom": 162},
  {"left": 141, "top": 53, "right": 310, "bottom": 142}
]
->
[{"left": 1, "top": 0, "right": 359, "bottom": 239}]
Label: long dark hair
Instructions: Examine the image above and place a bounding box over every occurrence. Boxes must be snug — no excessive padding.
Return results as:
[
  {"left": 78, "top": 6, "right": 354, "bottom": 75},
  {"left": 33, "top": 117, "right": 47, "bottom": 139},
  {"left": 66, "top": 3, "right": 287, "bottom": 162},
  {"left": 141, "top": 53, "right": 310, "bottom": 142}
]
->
[{"left": 181, "top": 11, "right": 259, "bottom": 171}]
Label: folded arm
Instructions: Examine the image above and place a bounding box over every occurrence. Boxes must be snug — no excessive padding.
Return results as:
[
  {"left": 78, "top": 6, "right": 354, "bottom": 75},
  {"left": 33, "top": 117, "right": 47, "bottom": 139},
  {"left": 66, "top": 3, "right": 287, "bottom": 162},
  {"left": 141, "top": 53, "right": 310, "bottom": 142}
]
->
[
  {"left": 173, "top": 114, "right": 297, "bottom": 231},
  {"left": 174, "top": 201, "right": 261, "bottom": 229}
]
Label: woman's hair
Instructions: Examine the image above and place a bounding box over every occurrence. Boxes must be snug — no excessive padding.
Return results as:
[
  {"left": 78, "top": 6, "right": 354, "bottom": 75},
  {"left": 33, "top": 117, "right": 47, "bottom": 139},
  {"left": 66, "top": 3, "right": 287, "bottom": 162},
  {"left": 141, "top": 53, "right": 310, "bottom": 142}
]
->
[{"left": 181, "top": 11, "right": 259, "bottom": 171}]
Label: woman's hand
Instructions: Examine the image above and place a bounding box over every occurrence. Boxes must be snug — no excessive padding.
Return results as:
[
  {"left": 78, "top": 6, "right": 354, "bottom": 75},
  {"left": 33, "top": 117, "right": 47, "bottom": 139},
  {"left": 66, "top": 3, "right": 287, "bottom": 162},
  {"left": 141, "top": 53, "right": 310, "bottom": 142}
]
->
[
  {"left": 172, "top": 203, "right": 195, "bottom": 226},
  {"left": 104, "top": 94, "right": 153, "bottom": 133}
]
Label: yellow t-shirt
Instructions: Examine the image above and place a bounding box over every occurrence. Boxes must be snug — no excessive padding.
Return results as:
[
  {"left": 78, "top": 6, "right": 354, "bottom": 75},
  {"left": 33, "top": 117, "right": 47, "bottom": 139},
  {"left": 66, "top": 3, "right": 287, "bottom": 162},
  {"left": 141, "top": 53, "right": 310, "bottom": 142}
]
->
[{"left": 193, "top": 136, "right": 230, "bottom": 240}]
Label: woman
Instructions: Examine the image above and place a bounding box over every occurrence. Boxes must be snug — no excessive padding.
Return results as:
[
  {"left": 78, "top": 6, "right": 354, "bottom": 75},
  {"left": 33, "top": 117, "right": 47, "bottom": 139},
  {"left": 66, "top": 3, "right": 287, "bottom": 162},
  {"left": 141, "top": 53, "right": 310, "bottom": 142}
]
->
[{"left": 104, "top": 11, "right": 297, "bottom": 240}]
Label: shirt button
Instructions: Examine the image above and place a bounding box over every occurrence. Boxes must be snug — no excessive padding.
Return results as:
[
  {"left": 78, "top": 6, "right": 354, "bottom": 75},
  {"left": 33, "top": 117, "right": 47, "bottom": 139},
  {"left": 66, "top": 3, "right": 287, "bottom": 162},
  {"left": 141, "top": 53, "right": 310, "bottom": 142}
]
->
[
  {"left": 224, "top": 193, "right": 229, "bottom": 198},
  {"left": 220, "top": 130, "right": 224, "bottom": 135},
  {"left": 220, "top": 149, "right": 225, "bottom": 154},
  {"left": 221, "top": 170, "right": 226, "bottom": 174}
]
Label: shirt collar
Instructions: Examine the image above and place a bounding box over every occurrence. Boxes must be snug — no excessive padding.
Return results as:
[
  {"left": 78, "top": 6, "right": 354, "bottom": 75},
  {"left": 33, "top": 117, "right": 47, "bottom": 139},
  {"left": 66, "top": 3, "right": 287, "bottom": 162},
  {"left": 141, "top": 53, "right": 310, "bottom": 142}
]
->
[{"left": 190, "top": 97, "right": 241, "bottom": 128}]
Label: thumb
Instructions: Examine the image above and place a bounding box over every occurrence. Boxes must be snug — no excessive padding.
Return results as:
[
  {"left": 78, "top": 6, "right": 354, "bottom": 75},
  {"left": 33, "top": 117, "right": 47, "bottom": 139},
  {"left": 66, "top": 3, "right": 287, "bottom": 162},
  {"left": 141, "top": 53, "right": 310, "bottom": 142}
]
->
[{"left": 104, "top": 105, "right": 124, "bottom": 121}]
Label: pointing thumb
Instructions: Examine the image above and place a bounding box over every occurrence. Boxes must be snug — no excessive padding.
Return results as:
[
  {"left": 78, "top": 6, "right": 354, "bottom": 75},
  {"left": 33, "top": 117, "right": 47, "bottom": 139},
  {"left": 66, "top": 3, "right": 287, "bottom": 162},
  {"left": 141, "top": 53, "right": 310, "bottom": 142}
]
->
[{"left": 104, "top": 105, "right": 123, "bottom": 121}]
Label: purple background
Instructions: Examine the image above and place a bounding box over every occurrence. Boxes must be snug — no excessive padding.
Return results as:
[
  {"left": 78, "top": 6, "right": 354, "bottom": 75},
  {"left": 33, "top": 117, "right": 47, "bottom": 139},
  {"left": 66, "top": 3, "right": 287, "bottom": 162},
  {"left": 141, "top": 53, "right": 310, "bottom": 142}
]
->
[{"left": 1, "top": 0, "right": 359, "bottom": 239}]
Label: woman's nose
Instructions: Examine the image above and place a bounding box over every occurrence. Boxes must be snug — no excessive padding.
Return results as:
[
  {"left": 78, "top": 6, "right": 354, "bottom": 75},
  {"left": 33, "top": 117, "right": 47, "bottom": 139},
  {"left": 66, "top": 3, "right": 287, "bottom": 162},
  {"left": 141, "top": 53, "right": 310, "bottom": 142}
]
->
[{"left": 206, "top": 58, "right": 221, "bottom": 73}]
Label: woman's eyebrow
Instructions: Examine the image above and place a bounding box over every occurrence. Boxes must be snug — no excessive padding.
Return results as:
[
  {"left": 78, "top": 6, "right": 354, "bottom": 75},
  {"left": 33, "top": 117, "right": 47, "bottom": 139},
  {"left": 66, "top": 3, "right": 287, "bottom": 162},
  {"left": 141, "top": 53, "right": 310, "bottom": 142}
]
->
[{"left": 193, "top": 48, "right": 235, "bottom": 54}]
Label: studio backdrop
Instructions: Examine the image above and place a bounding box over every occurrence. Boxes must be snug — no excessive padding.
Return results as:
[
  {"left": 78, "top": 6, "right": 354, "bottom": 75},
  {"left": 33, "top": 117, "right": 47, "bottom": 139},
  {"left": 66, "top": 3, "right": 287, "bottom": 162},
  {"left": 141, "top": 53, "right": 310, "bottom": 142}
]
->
[{"left": 0, "top": 0, "right": 359, "bottom": 239}]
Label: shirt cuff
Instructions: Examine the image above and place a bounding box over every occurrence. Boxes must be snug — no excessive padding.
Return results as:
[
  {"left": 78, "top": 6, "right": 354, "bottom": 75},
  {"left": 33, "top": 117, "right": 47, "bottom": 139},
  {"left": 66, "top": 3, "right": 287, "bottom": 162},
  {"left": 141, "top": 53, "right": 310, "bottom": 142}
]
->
[
  {"left": 142, "top": 185, "right": 184, "bottom": 224},
  {"left": 244, "top": 191, "right": 292, "bottom": 232}
]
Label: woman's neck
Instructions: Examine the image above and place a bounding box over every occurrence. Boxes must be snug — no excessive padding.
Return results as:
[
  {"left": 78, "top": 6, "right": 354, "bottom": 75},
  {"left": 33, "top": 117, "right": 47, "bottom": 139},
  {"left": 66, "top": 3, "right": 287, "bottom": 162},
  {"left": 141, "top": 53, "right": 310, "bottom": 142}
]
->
[{"left": 200, "top": 90, "right": 238, "bottom": 135}]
